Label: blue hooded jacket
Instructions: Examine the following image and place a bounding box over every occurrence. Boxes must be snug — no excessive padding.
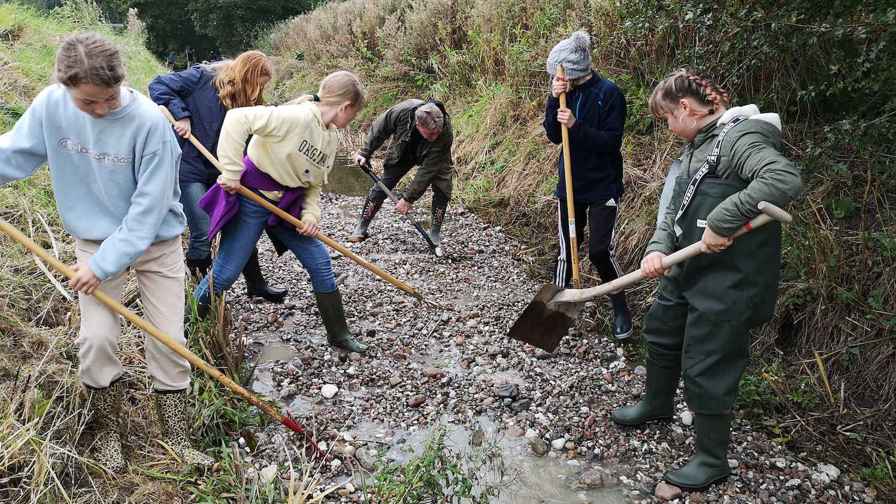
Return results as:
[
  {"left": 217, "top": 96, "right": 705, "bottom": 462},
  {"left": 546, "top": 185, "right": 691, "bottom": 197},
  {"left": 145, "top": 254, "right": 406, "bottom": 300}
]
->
[
  {"left": 149, "top": 65, "right": 226, "bottom": 186},
  {"left": 543, "top": 71, "right": 626, "bottom": 204}
]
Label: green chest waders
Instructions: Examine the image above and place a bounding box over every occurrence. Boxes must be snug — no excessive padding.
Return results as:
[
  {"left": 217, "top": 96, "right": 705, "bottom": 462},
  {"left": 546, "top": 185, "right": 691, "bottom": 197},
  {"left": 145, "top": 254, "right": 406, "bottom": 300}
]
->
[
  {"left": 661, "top": 118, "right": 784, "bottom": 489},
  {"left": 663, "top": 116, "right": 783, "bottom": 414}
]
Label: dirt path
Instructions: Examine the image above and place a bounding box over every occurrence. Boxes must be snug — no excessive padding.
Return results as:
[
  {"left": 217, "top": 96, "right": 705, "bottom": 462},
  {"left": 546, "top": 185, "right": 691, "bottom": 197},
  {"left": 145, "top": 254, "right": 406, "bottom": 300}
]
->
[{"left": 223, "top": 190, "right": 876, "bottom": 503}]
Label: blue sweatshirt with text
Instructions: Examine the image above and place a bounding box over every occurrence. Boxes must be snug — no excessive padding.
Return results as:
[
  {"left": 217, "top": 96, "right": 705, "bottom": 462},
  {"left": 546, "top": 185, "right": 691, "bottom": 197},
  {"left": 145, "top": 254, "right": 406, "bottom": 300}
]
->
[{"left": 0, "top": 84, "right": 186, "bottom": 280}]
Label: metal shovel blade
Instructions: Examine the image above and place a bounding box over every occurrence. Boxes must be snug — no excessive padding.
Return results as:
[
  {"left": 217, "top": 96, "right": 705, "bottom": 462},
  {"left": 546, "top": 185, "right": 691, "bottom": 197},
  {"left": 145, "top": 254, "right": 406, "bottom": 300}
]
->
[{"left": 508, "top": 284, "right": 584, "bottom": 352}]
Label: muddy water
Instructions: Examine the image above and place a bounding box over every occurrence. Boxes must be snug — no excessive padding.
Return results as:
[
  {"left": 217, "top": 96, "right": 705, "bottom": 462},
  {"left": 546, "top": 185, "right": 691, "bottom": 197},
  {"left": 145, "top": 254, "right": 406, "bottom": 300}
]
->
[
  {"left": 322, "top": 155, "right": 372, "bottom": 197},
  {"left": 249, "top": 340, "right": 626, "bottom": 503},
  {"left": 352, "top": 417, "right": 626, "bottom": 504}
]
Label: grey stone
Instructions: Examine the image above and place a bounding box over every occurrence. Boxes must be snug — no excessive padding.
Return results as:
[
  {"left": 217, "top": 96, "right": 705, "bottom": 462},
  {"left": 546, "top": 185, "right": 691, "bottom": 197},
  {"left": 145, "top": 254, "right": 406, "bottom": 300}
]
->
[
  {"left": 529, "top": 438, "right": 549, "bottom": 456},
  {"left": 655, "top": 481, "right": 682, "bottom": 501}
]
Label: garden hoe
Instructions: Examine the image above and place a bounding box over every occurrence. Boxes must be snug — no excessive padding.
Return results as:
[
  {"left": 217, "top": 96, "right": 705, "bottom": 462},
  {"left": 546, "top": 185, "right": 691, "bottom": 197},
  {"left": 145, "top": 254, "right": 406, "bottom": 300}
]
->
[
  {"left": 158, "top": 106, "right": 444, "bottom": 310},
  {"left": 0, "top": 218, "right": 328, "bottom": 460},
  {"left": 360, "top": 160, "right": 444, "bottom": 257},
  {"left": 508, "top": 201, "right": 793, "bottom": 352}
]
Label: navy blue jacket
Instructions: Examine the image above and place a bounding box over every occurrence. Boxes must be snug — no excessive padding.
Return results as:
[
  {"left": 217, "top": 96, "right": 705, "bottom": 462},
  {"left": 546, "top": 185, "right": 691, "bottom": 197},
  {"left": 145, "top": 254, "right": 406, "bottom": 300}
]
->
[
  {"left": 543, "top": 72, "right": 626, "bottom": 204},
  {"left": 149, "top": 65, "right": 226, "bottom": 186}
]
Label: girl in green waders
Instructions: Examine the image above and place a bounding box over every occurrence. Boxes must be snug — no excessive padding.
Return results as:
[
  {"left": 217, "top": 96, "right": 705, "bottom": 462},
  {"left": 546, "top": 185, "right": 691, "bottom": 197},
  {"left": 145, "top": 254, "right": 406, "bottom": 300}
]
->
[{"left": 611, "top": 69, "right": 801, "bottom": 490}]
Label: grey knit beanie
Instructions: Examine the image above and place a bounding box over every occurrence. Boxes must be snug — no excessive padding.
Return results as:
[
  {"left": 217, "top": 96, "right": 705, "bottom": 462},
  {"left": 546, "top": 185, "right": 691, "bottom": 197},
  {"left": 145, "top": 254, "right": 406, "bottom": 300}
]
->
[{"left": 546, "top": 30, "right": 592, "bottom": 79}]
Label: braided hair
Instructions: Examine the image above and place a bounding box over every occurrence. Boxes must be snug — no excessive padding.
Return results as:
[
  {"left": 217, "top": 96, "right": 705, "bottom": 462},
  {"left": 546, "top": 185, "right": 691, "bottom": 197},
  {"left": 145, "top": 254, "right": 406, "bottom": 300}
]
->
[{"left": 648, "top": 68, "right": 730, "bottom": 118}]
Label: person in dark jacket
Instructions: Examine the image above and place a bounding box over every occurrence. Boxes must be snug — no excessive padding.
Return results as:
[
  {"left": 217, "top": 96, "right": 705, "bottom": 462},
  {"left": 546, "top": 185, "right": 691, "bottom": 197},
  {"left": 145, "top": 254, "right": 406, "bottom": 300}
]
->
[
  {"left": 612, "top": 69, "right": 801, "bottom": 491},
  {"left": 544, "top": 31, "right": 632, "bottom": 339},
  {"left": 149, "top": 50, "right": 287, "bottom": 303},
  {"left": 349, "top": 99, "right": 453, "bottom": 246}
]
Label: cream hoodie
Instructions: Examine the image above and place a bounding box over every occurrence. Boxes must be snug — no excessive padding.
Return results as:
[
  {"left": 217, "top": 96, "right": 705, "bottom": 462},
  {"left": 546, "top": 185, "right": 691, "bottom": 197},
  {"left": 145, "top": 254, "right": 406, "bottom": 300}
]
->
[{"left": 217, "top": 100, "right": 338, "bottom": 226}]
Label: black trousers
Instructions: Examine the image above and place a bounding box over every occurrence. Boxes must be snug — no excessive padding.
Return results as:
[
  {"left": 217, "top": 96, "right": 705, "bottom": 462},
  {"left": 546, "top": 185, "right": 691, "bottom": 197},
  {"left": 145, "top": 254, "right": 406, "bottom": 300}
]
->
[{"left": 553, "top": 199, "right": 622, "bottom": 288}]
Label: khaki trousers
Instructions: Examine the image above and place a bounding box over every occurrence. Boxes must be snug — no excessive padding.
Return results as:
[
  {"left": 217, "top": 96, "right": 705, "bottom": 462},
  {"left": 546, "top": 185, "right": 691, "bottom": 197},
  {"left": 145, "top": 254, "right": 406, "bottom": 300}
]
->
[{"left": 75, "top": 237, "right": 190, "bottom": 391}]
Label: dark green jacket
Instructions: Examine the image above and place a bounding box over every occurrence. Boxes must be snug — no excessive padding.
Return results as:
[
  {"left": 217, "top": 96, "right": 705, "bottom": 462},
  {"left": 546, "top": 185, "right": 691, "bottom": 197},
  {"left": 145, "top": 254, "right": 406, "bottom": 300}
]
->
[
  {"left": 358, "top": 99, "right": 454, "bottom": 203},
  {"left": 647, "top": 111, "right": 802, "bottom": 255}
]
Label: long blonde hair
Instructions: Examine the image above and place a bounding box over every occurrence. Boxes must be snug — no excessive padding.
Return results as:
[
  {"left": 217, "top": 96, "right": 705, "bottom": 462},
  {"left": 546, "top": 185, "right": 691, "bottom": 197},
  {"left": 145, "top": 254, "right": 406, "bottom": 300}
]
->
[
  {"left": 212, "top": 50, "right": 273, "bottom": 109},
  {"left": 287, "top": 70, "right": 366, "bottom": 109},
  {"left": 648, "top": 68, "right": 731, "bottom": 118},
  {"left": 54, "top": 32, "right": 125, "bottom": 88}
]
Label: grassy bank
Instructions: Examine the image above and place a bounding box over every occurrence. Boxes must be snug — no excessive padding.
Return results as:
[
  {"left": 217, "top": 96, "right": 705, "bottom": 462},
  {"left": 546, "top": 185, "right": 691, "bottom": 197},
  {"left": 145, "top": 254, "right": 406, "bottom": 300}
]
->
[
  {"left": 0, "top": 2, "right": 276, "bottom": 502},
  {"left": 263, "top": 0, "right": 896, "bottom": 494}
]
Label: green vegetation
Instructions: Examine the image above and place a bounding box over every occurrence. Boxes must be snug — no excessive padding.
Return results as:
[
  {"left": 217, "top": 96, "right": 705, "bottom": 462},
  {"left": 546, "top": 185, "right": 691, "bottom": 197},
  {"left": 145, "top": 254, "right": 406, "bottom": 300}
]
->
[
  {"left": 366, "top": 426, "right": 507, "bottom": 503},
  {"left": 0, "top": 3, "right": 289, "bottom": 502},
  {"left": 265, "top": 0, "right": 895, "bottom": 494}
]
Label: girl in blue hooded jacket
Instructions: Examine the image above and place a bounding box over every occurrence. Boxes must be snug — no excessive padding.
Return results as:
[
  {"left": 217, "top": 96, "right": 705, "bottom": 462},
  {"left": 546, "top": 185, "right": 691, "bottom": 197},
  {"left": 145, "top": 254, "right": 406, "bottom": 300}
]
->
[{"left": 150, "top": 50, "right": 287, "bottom": 302}]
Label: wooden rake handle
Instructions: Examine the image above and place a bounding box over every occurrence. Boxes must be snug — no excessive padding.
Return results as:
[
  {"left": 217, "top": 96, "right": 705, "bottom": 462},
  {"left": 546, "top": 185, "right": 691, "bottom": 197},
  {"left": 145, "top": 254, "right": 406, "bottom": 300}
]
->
[
  {"left": 0, "top": 217, "right": 324, "bottom": 455},
  {"left": 158, "top": 106, "right": 424, "bottom": 302},
  {"left": 557, "top": 65, "right": 582, "bottom": 289},
  {"left": 552, "top": 201, "right": 793, "bottom": 303}
]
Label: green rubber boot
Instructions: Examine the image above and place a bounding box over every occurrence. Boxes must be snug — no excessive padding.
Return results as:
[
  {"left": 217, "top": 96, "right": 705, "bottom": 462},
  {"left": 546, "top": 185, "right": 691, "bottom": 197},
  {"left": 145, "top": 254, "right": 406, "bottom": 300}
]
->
[
  {"left": 611, "top": 360, "right": 680, "bottom": 426},
  {"left": 315, "top": 290, "right": 367, "bottom": 354},
  {"left": 664, "top": 413, "right": 733, "bottom": 489}
]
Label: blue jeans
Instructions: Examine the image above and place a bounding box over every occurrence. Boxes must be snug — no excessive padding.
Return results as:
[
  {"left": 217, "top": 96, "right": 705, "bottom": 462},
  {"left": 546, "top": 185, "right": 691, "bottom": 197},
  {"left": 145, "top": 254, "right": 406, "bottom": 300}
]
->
[
  {"left": 194, "top": 195, "right": 336, "bottom": 304},
  {"left": 180, "top": 181, "right": 212, "bottom": 260}
]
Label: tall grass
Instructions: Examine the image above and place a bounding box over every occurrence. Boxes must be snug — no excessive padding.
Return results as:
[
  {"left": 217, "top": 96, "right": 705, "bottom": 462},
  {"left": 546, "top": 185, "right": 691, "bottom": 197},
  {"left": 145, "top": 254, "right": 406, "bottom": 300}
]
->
[
  {"left": 0, "top": 2, "right": 328, "bottom": 502},
  {"left": 265, "top": 0, "right": 896, "bottom": 493}
]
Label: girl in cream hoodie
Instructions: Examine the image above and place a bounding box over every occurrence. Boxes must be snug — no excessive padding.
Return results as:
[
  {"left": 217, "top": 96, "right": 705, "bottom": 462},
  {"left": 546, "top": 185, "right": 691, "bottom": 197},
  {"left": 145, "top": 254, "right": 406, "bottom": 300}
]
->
[{"left": 194, "top": 70, "right": 369, "bottom": 354}]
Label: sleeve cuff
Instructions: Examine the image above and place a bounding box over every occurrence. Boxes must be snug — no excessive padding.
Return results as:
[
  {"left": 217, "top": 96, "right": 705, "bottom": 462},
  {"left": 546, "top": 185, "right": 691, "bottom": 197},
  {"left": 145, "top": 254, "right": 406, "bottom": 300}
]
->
[
  {"left": 171, "top": 107, "right": 192, "bottom": 121},
  {"left": 88, "top": 255, "right": 113, "bottom": 281},
  {"left": 300, "top": 213, "right": 319, "bottom": 227},
  {"left": 644, "top": 244, "right": 673, "bottom": 257}
]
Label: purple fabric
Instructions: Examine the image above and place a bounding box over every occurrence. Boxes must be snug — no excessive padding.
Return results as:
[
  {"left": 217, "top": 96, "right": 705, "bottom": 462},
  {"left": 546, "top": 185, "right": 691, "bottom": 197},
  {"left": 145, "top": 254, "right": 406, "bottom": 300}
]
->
[{"left": 199, "top": 156, "right": 306, "bottom": 239}]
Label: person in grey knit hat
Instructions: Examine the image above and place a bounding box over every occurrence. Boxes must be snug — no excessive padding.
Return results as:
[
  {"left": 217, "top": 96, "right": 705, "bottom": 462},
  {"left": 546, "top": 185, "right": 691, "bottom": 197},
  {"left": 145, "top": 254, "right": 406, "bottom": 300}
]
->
[
  {"left": 546, "top": 30, "right": 593, "bottom": 79},
  {"left": 543, "top": 30, "right": 633, "bottom": 340}
]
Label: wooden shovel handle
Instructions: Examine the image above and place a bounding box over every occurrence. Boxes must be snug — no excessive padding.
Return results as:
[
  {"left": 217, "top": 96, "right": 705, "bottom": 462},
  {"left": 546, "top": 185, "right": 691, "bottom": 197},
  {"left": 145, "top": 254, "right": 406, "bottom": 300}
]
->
[
  {"left": 158, "top": 106, "right": 424, "bottom": 302},
  {"left": 557, "top": 65, "right": 582, "bottom": 289},
  {"left": 552, "top": 202, "right": 792, "bottom": 303}
]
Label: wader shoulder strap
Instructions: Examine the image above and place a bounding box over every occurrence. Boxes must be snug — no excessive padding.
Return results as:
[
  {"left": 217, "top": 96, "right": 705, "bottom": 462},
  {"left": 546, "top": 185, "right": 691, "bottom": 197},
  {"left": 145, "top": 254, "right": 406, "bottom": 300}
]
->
[{"left": 673, "top": 115, "right": 748, "bottom": 237}]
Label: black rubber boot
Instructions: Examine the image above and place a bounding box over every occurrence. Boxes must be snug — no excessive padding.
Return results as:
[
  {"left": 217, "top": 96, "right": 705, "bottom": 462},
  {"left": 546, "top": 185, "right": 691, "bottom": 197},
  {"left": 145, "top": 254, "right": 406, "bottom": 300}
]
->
[
  {"left": 664, "top": 413, "right": 733, "bottom": 489},
  {"left": 314, "top": 290, "right": 367, "bottom": 353},
  {"left": 429, "top": 199, "right": 447, "bottom": 246},
  {"left": 609, "top": 292, "right": 633, "bottom": 340},
  {"left": 611, "top": 359, "right": 680, "bottom": 426},
  {"left": 185, "top": 256, "right": 212, "bottom": 279},
  {"left": 196, "top": 300, "right": 210, "bottom": 320},
  {"left": 349, "top": 195, "right": 383, "bottom": 243},
  {"left": 243, "top": 248, "right": 287, "bottom": 303}
]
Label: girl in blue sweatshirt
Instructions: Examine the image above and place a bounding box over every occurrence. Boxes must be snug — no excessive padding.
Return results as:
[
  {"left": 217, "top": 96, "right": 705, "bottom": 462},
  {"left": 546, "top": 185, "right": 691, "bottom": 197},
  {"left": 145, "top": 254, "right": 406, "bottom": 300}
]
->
[
  {"left": 149, "top": 51, "right": 288, "bottom": 303},
  {"left": 0, "top": 33, "right": 209, "bottom": 475}
]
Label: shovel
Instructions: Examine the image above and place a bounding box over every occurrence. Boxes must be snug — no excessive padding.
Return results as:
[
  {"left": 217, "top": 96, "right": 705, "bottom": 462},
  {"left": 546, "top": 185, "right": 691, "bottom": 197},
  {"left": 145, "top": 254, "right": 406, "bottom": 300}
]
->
[
  {"left": 158, "top": 106, "right": 440, "bottom": 309},
  {"left": 508, "top": 201, "right": 792, "bottom": 352},
  {"left": 0, "top": 218, "right": 328, "bottom": 460},
  {"left": 359, "top": 161, "right": 444, "bottom": 257}
]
